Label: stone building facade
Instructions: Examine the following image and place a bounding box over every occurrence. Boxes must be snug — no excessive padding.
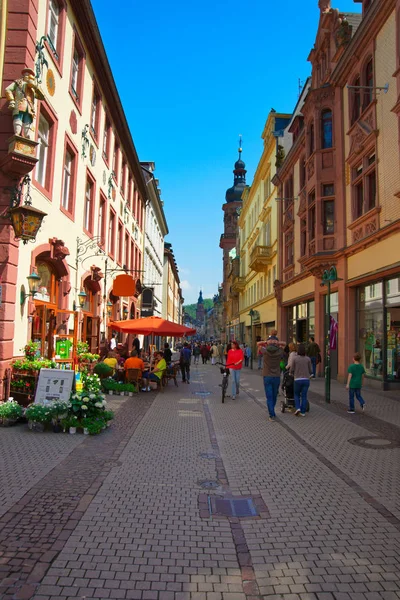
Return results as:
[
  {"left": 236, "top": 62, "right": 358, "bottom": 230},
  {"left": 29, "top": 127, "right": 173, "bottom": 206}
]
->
[
  {"left": 0, "top": 0, "right": 162, "bottom": 377},
  {"left": 275, "top": 0, "right": 400, "bottom": 388}
]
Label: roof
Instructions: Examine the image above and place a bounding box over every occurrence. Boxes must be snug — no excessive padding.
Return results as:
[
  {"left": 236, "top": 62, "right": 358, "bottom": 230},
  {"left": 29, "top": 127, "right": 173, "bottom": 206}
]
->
[{"left": 342, "top": 12, "right": 363, "bottom": 37}]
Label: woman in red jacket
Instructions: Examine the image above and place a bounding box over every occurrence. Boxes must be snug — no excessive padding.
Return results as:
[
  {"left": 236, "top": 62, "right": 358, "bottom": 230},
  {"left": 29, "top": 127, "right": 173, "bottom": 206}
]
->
[{"left": 226, "top": 341, "right": 244, "bottom": 400}]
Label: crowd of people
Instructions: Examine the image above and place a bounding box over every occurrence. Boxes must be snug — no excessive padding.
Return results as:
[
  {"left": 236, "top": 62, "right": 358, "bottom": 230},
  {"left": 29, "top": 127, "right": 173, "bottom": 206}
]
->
[{"left": 97, "top": 331, "right": 365, "bottom": 417}]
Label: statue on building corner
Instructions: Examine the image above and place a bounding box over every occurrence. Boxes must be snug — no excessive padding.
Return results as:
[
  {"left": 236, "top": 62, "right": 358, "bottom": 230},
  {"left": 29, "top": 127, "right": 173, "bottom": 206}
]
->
[
  {"left": 4, "top": 68, "right": 45, "bottom": 139},
  {"left": 318, "top": 0, "right": 331, "bottom": 14}
]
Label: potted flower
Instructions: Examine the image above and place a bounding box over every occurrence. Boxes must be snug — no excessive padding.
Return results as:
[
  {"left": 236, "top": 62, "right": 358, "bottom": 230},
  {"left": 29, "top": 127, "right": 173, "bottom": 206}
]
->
[
  {"left": 50, "top": 400, "right": 71, "bottom": 432},
  {"left": 101, "top": 378, "right": 115, "bottom": 394},
  {"left": 25, "top": 404, "right": 52, "bottom": 432},
  {"left": 85, "top": 419, "right": 103, "bottom": 435},
  {"left": 81, "top": 416, "right": 92, "bottom": 434},
  {"left": 0, "top": 399, "right": 23, "bottom": 426},
  {"left": 60, "top": 414, "right": 79, "bottom": 434},
  {"left": 23, "top": 340, "right": 40, "bottom": 360}
]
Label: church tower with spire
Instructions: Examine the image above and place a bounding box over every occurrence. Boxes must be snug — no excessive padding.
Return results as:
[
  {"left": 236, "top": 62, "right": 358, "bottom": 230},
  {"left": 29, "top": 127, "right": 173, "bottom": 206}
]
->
[
  {"left": 220, "top": 138, "right": 246, "bottom": 339},
  {"left": 195, "top": 289, "right": 205, "bottom": 336}
]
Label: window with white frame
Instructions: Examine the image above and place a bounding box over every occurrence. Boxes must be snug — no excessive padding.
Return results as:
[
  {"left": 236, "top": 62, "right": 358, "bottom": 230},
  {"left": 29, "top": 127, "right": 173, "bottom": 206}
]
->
[
  {"left": 47, "top": 0, "right": 59, "bottom": 56},
  {"left": 36, "top": 114, "right": 50, "bottom": 187},
  {"left": 62, "top": 150, "right": 72, "bottom": 211}
]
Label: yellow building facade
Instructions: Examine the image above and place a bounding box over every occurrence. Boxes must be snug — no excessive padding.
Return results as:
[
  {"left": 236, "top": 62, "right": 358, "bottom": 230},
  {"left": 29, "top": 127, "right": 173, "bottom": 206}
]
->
[{"left": 235, "top": 112, "right": 290, "bottom": 351}]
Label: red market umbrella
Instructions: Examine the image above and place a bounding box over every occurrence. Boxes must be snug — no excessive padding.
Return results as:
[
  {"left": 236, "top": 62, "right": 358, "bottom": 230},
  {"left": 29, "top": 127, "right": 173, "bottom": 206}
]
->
[{"left": 111, "top": 316, "right": 196, "bottom": 337}]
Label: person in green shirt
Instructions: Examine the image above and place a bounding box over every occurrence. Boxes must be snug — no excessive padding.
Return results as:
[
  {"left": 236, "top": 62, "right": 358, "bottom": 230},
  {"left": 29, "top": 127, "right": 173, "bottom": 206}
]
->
[{"left": 346, "top": 352, "right": 366, "bottom": 413}]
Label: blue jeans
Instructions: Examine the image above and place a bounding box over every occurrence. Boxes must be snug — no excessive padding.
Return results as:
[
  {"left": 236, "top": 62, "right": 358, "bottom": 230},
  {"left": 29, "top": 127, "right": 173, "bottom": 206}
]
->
[
  {"left": 263, "top": 376, "right": 280, "bottom": 417},
  {"left": 310, "top": 356, "right": 317, "bottom": 377},
  {"left": 231, "top": 370, "right": 241, "bottom": 397},
  {"left": 294, "top": 379, "right": 310, "bottom": 414},
  {"left": 349, "top": 388, "right": 364, "bottom": 411}
]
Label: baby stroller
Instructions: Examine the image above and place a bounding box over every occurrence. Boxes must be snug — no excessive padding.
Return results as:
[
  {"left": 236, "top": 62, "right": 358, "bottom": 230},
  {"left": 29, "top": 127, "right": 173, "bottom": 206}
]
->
[{"left": 280, "top": 371, "right": 310, "bottom": 413}]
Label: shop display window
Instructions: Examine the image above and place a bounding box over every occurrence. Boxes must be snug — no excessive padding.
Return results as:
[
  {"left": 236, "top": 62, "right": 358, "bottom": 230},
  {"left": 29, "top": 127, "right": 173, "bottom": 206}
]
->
[
  {"left": 385, "top": 278, "right": 400, "bottom": 381},
  {"left": 357, "top": 283, "right": 384, "bottom": 378}
]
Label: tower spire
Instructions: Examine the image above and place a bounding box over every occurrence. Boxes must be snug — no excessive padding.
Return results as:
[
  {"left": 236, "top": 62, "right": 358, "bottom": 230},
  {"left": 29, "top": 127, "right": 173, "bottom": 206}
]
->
[{"left": 238, "top": 134, "right": 242, "bottom": 159}]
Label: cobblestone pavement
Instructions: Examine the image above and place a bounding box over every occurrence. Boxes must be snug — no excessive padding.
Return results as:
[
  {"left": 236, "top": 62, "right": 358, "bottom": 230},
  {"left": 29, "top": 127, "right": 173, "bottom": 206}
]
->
[{"left": 0, "top": 363, "right": 399, "bottom": 600}]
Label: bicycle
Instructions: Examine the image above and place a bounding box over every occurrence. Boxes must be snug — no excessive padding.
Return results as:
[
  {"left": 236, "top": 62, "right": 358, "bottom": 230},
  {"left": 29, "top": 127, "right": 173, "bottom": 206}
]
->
[{"left": 215, "top": 362, "right": 235, "bottom": 403}]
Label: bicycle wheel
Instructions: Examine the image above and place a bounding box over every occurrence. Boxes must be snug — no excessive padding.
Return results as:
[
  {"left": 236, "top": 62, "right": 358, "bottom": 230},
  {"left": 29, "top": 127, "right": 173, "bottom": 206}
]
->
[{"left": 222, "top": 376, "right": 228, "bottom": 403}]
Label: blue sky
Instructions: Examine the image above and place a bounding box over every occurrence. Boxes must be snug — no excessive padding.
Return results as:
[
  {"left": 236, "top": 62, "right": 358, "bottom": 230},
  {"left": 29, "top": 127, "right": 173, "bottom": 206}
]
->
[{"left": 91, "top": 0, "right": 361, "bottom": 304}]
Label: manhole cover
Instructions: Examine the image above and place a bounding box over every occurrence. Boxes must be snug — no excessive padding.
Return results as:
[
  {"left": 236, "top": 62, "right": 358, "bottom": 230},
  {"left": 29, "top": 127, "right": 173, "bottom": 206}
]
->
[
  {"left": 197, "top": 480, "right": 220, "bottom": 489},
  {"left": 195, "top": 391, "right": 211, "bottom": 396},
  {"left": 348, "top": 436, "right": 400, "bottom": 449},
  {"left": 214, "top": 497, "right": 258, "bottom": 517},
  {"left": 199, "top": 452, "right": 218, "bottom": 459},
  {"left": 201, "top": 494, "right": 270, "bottom": 519}
]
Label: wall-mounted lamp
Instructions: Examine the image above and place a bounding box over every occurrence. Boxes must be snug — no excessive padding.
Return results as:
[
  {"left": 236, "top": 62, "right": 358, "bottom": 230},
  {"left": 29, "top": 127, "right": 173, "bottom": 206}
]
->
[
  {"left": 20, "top": 271, "right": 41, "bottom": 305},
  {"left": 78, "top": 290, "right": 87, "bottom": 309},
  {"left": 7, "top": 176, "right": 47, "bottom": 244},
  {"left": 123, "top": 306, "right": 128, "bottom": 319},
  {"left": 106, "top": 301, "right": 113, "bottom": 317}
]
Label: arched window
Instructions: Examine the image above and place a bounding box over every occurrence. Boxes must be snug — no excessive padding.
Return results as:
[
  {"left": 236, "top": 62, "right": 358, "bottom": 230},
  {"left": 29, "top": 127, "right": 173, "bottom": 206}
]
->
[
  {"left": 351, "top": 75, "right": 361, "bottom": 125},
  {"left": 363, "top": 59, "right": 374, "bottom": 110},
  {"left": 321, "top": 110, "right": 333, "bottom": 149}
]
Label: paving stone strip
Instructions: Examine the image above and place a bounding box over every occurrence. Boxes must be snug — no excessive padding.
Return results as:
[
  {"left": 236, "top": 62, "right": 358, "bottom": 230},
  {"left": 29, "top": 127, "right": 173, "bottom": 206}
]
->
[
  {"left": 200, "top": 398, "right": 263, "bottom": 600},
  {"left": 0, "top": 395, "right": 154, "bottom": 600}
]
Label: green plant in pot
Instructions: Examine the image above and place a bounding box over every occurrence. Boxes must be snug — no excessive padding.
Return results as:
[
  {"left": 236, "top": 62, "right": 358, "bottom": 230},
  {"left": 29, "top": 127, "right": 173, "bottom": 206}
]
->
[
  {"left": 101, "top": 378, "right": 116, "bottom": 393},
  {"left": 85, "top": 419, "right": 103, "bottom": 435},
  {"left": 25, "top": 404, "right": 52, "bottom": 432},
  {"left": 0, "top": 399, "right": 23, "bottom": 425},
  {"left": 93, "top": 362, "right": 113, "bottom": 379},
  {"left": 102, "top": 410, "right": 114, "bottom": 427},
  {"left": 60, "top": 414, "right": 79, "bottom": 433}
]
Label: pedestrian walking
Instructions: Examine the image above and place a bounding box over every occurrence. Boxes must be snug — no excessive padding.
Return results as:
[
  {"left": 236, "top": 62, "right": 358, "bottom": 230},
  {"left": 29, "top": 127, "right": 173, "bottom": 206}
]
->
[
  {"left": 290, "top": 344, "right": 312, "bottom": 416},
  {"left": 180, "top": 342, "right": 192, "bottom": 383},
  {"left": 200, "top": 343, "right": 208, "bottom": 364},
  {"left": 210, "top": 342, "right": 219, "bottom": 365},
  {"left": 226, "top": 341, "right": 244, "bottom": 400},
  {"left": 257, "top": 344, "right": 263, "bottom": 370},
  {"left": 132, "top": 335, "right": 141, "bottom": 356},
  {"left": 286, "top": 342, "right": 298, "bottom": 370},
  {"left": 306, "top": 336, "right": 321, "bottom": 378},
  {"left": 258, "top": 338, "right": 284, "bottom": 420},
  {"left": 109, "top": 333, "right": 117, "bottom": 350},
  {"left": 346, "top": 352, "right": 366, "bottom": 413},
  {"left": 244, "top": 344, "right": 251, "bottom": 367},
  {"left": 218, "top": 341, "right": 224, "bottom": 363},
  {"left": 193, "top": 343, "right": 201, "bottom": 365},
  {"left": 163, "top": 342, "right": 172, "bottom": 365}
]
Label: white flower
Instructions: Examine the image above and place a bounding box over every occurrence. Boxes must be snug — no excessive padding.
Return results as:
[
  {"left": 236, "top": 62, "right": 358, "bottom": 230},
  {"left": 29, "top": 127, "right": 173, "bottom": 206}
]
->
[
  {"left": 94, "top": 402, "right": 103, "bottom": 408},
  {"left": 81, "top": 404, "right": 88, "bottom": 410}
]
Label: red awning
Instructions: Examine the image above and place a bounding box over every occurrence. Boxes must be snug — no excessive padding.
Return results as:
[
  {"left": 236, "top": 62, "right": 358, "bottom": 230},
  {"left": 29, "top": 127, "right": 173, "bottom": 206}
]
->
[{"left": 111, "top": 316, "right": 196, "bottom": 337}]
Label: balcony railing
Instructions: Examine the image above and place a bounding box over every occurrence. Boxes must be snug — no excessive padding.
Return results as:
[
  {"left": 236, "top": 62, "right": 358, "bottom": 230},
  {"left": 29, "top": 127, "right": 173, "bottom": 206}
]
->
[
  {"left": 249, "top": 245, "right": 275, "bottom": 272},
  {"left": 231, "top": 276, "right": 246, "bottom": 293}
]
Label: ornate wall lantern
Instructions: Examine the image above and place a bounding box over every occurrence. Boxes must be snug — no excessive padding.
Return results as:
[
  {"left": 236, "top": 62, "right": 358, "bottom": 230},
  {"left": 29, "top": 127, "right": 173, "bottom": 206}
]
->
[
  {"left": 78, "top": 290, "right": 87, "bottom": 309},
  {"left": 8, "top": 176, "right": 47, "bottom": 244},
  {"left": 20, "top": 271, "right": 41, "bottom": 305}
]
